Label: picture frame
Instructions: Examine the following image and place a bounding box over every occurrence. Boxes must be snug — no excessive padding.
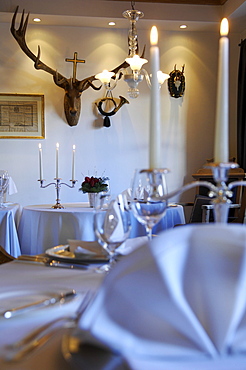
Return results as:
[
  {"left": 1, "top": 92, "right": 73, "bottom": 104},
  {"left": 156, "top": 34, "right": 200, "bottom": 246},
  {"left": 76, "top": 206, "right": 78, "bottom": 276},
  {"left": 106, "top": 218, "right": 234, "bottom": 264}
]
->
[{"left": 0, "top": 93, "right": 45, "bottom": 139}]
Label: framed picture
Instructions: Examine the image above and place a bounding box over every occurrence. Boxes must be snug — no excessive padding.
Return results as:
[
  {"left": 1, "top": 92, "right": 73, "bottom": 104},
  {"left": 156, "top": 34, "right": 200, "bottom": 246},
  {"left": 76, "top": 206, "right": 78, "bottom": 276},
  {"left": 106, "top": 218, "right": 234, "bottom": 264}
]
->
[{"left": 0, "top": 93, "right": 45, "bottom": 139}]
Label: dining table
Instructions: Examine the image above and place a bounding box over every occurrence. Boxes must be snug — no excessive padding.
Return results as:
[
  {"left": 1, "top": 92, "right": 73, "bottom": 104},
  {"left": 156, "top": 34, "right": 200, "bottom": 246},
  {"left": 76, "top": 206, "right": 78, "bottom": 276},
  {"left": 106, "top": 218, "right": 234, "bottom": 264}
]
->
[
  {"left": 0, "top": 236, "right": 149, "bottom": 370},
  {"left": 1, "top": 224, "right": 246, "bottom": 370},
  {"left": 17, "top": 202, "right": 185, "bottom": 255},
  {"left": 0, "top": 203, "right": 21, "bottom": 258},
  {"left": 0, "top": 259, "right": 105, "bottom": 370}
]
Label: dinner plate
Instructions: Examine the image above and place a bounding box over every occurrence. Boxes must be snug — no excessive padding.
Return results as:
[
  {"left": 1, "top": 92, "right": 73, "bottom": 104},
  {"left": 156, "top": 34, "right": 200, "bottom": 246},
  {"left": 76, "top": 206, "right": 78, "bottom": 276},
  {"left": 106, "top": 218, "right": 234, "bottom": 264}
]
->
[
  {"left": 0, "top": 289, "right": 77, "bottom": 318},
  {"left": 45, "top": 245, "right": 109, "bottom": 263},
  {"left": 62, "top": 328, "right": 130, "bottom": 370}
]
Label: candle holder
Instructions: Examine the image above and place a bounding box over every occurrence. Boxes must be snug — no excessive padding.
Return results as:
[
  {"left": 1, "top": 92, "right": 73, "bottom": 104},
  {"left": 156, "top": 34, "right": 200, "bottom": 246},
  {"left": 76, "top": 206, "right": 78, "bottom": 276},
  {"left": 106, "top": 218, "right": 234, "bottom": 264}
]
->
[
  {"left": 204, "top": 162, "right": 239, "bottom": 223},
  {"left": 146, "top": 161, "right": 246, "bottom": 224},
  {"left": 38, "top": 178, "right": 77, "bottom": 209}
]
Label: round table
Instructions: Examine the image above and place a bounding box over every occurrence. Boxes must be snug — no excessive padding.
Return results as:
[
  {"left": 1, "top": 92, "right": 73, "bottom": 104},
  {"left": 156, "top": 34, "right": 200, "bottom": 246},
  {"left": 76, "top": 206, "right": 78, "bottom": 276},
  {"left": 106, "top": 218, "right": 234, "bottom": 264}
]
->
[
  {"left": 18, "top": 203, "right": 185, "bottom": 255},
  {"left": 0, "top": 203, "right": 21, "bottom": 257}
]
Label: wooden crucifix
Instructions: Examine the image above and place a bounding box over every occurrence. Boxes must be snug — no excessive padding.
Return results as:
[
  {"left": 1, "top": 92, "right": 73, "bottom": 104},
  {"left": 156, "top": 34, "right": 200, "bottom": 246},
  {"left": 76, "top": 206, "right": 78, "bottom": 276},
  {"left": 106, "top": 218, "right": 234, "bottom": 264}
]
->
[{"left": 65, "top": 52, "right": 85, "bottom": 82}]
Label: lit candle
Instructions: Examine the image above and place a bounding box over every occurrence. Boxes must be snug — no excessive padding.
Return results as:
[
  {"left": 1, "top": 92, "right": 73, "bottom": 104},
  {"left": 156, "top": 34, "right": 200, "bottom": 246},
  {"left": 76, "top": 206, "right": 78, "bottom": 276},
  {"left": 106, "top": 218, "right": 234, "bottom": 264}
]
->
[
  {"left": 149, "top": 26, "right": 162, "bottom": 169},
  {"left": 214, "top": 18, "right": 229, "bottom": 163},
  {"left": 56, "top": 143, "right": 59, "bottom": 178},
  {"left": 72, "top": 145, "right": 75, "bottom": 181},
  {"left": 38, "top": 143, "right": 43, "bottom": 180}
]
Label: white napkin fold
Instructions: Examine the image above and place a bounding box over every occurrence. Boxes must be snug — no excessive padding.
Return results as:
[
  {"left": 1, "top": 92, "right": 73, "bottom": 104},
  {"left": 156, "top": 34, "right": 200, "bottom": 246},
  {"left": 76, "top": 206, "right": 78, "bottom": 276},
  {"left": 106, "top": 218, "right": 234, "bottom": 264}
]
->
[
  {"left": 6, "top": 177, "right": 18, "bottom": 195},
  {"left": 68, "top": 236, "right": 147, "bottom": 257},
  {"left": 121, "top": 188, "right": 132, "bottom": 202},
  {"left": 68, "top": 239, "right": 106, "bottom": 257},
  {"left": 79, "top": 224, "right": 246, "bottom": 365}
]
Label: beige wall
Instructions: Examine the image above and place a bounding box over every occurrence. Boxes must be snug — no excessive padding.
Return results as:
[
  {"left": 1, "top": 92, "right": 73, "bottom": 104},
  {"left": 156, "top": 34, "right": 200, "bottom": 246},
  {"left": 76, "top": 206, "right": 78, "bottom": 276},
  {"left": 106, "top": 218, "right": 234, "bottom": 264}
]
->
[{"left": 0, "top": 20, "right": 242, "bottom": 206}]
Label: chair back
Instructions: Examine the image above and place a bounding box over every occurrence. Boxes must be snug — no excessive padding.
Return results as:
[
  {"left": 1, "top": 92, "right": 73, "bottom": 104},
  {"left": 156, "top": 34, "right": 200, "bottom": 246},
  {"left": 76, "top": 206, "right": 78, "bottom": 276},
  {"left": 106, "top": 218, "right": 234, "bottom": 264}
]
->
[{"left": 0, "top": 246, "right": 15, "bottom": 264}]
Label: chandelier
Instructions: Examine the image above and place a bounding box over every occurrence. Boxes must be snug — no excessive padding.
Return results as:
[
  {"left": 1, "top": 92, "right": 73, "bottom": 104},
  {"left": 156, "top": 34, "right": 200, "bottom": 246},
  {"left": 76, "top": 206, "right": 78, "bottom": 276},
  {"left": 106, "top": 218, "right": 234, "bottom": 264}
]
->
[{"left": 95, "top": 1, "right": 169, "bottom": 99}]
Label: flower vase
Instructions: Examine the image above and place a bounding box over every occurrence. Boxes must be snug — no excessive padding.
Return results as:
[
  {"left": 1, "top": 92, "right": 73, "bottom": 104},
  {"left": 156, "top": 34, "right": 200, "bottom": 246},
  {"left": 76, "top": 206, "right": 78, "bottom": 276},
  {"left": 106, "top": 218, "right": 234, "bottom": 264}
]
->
[{"left": 88, "top": 193, "right": 99, "bottom": 208}]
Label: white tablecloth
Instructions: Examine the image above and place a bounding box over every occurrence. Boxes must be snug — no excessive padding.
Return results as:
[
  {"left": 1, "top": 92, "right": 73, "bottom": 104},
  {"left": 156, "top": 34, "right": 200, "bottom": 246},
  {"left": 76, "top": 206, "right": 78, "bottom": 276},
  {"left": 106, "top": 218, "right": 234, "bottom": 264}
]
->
[
  {"left": 131, "top": 204, "right": 185, "bottom": 236},
  {"left": 1, "top": 229, "right": 246, "bottom": 370},
  {"left": 0, "top": 203, "right": 21, "bottom": 257},
  {"left": 18, "top": 203, "right": 185, "bottom": 255},
  {"left": 0, "top": 260, "right": 104, "bottom": 370},
  {"left": 80, "top": 224, "right": 246, "bottom": 369}
]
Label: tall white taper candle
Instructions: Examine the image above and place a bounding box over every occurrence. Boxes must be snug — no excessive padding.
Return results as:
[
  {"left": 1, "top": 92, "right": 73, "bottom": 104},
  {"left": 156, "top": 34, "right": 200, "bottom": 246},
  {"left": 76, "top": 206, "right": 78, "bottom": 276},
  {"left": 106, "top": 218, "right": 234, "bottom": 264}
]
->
[
  {"left": 214, "top": 18, "right": 229, "bottom": 163},
  {"left": 56, "top": 143, "right": 59, "bottom": 178},
  {"left": 38, "top": 143, "right": 43, "bottom": 180},
  {"left": 72, "top": 145, "right": 75, "bottom": 181},
  {"left": 149, "top": 26, "right": 162, "bottom": 169}
]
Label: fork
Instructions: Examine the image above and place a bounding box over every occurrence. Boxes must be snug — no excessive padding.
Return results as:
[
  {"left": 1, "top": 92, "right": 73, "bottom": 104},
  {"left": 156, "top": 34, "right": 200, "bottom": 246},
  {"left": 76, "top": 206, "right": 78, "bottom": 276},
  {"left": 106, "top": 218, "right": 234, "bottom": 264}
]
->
[{"left": 2, "top": 290, "right": 95, "bottom": 363}]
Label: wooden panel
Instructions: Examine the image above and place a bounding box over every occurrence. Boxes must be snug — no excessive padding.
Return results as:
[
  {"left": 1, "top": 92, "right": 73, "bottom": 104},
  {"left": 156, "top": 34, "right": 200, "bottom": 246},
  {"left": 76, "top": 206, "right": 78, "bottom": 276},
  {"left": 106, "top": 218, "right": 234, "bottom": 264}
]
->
[{"left": 113, "top": 1, "right": 227, "bottom": 5}]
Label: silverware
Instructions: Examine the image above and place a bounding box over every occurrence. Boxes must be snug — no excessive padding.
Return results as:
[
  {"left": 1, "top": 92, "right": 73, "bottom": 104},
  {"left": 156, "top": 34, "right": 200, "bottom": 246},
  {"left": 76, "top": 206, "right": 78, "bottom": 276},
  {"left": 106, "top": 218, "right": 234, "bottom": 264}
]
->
[
  {"left": 2, "top": 290, "right": 76, "bottom": 319},
  {"left": 16, "top": 255, "right": 90, "bottom": 270},
  {"left": 17, "top": 254, "right": 49, "bottom": 262},
  {"left": 2, "top": 290, "right": 94, "bottom": 363}
]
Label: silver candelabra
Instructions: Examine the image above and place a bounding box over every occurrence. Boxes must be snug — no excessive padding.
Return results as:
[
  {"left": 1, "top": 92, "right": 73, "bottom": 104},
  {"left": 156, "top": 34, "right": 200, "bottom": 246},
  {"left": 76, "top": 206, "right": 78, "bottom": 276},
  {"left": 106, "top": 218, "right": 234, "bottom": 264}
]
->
[
  {"left": 38, "top": 178, "right": 77, "bottom": 209},
  {"left": 150, "top": 162, "right": 246, "bottom": 223}
]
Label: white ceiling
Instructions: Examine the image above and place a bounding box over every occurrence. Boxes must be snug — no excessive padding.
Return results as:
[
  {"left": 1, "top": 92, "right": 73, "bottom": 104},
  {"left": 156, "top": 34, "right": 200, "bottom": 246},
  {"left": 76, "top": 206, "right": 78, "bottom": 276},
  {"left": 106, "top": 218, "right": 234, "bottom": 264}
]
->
[{"left": 0, "top": 0, "right": 245, "bottom": 33}]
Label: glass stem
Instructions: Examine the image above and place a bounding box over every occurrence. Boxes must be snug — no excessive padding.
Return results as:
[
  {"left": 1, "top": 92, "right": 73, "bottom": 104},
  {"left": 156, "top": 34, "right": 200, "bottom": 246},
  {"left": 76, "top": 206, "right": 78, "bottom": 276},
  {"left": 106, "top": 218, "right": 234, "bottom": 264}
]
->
[
  {"left": 109, "top": 253, "right": 116, "bottom": 267},
  {"left": 145, "top": 226, "right": 153, "bottom": 240},
  {"left": 0, "top": 191, "right": 4, "bottom": 208}
]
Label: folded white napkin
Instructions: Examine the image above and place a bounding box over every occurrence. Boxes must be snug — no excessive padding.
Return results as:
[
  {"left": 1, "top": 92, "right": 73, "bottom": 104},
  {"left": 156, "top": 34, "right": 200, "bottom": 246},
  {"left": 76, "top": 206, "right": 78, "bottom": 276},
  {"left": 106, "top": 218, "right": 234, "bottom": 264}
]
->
[
  {"left": 7, "top": 177, "right": 18, "bottom": 195},
  {"left": 121, "top": 188, "right": 132, "bottom": 202},
  {"left": 79, "top": 224, "right": 246, "bottom": 366},
  {"left": 68, "top": 236, "right": 147, "bottom": 257},
  {"left": 68, "top": 239, "right": 107, "bottom": 258}
]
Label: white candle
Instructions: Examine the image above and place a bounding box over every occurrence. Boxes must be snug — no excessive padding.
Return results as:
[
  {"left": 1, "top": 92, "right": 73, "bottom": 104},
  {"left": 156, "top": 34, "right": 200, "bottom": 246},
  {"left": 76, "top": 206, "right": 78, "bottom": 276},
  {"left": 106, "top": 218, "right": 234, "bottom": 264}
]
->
[
  {"left": 56, "top": 142, "right": 59, "bottom": 178},
  {"left": 214, "top": 18, "right": 229, "bottom": 163},
  {"left": 38, "top": 143, "right": 43, "bottom": 180},
  {"left": 149, "top": 26, "right": 162, "bottom": 169},
  {"left": 72, "top": 145, "right": 75, "bottom": 181}
]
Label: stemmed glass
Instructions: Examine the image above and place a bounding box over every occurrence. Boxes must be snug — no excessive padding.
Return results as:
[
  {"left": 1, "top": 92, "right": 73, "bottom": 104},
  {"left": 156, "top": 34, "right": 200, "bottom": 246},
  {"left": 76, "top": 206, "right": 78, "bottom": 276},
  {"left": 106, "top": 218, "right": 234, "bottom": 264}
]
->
[
  {"left": 130, "top": 168, "right": 169, "bottom": 239},
  {"left": 94, "top": 193, "right": 131, "bottom": 272},
  {"left": 0, "top": 170, "right": 9, "bottom": 208}
]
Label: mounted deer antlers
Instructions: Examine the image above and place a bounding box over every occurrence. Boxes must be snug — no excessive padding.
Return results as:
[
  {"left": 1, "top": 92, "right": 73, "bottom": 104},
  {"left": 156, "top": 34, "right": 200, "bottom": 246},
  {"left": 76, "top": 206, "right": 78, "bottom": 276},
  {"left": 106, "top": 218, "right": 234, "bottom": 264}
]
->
[{"left": 11, "top": 6, "right": 129, "bottom": 126}]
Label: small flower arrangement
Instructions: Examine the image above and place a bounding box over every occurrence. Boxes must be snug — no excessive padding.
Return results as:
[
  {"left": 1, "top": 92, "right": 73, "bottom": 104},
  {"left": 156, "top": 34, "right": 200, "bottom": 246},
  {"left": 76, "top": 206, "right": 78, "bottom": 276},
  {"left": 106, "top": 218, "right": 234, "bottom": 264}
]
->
[{"left": 79, "top": 176, "right": 109, "bottom": 193}]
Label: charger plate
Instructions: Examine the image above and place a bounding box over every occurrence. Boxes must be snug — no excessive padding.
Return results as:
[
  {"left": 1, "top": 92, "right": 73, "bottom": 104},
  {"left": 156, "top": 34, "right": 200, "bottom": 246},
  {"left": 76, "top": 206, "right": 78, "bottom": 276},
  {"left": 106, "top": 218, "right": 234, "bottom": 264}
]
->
[{"left": 45, "top": 245, "right": 109, "bottom": 263}]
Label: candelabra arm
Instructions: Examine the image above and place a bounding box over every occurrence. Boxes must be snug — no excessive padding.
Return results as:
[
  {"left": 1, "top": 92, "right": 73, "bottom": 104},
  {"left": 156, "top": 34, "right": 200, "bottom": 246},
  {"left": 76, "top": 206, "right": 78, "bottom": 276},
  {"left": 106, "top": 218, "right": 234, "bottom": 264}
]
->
[
  {"left": 60, "top": 180, "right": 77, "bottom": 189},
  {"left": 228, "top": 181, "right": 246, "bottom": 190},
  {"left": 141, "top": 68, "right": 151, "bottom": 88},
  {"left": 158, "top": 180, "right": 217, "bottom": 202},
  {"left": 38, "top": 178, "right": 77, "bottom": 209},
  {"left": 38, "top": 180, "right": 56, "bottom": 188}
]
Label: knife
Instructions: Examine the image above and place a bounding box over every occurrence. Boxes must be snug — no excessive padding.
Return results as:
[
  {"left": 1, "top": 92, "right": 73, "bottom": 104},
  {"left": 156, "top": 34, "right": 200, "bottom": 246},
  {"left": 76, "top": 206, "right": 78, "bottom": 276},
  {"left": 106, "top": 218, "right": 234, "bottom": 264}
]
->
[
  {"left": 2, "top": 290, "right": 77, "bottom": 319},
  {"left": 16, "top": 255, "right": 90, "bottom": 269}
]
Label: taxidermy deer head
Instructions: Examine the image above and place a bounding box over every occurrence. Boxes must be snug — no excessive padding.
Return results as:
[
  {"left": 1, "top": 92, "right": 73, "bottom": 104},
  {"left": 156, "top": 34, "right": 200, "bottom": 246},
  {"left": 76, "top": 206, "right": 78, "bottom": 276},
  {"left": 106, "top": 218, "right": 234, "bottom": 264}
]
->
[{"left": 11, "top": 7, "right": 129, "bottom": 126}]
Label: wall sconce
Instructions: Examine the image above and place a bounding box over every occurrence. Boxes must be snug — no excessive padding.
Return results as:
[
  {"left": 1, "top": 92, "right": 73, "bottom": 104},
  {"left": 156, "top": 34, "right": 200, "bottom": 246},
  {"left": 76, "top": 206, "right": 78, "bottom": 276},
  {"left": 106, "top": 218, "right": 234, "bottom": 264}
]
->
[{"left": 168, "top": 65, "right": 185, "bottom": 98}]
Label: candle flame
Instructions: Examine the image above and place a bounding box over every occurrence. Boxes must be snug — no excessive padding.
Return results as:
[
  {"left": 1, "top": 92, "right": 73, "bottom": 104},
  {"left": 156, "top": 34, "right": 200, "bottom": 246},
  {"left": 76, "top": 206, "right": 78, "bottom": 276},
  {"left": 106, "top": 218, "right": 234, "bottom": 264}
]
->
[
  {"left": 73, "top": 145, "right": 76, "bottom": 150},
  {"left": 38, "top": 143, "right": 42, "bottom": 149},
  {"left": 220, "top": 18, "right": 229, "bottom": 36},
  {"left": 56, "top": 142, "right": 59, "bottom": 149},
  {"left": 150, "top": 26, "right": 158, "bottom": 46}
]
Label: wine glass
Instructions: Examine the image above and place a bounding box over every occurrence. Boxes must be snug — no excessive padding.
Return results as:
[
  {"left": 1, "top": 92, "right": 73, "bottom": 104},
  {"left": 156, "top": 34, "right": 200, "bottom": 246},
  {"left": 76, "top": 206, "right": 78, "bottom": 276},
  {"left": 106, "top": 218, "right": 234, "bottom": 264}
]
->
[
  {"left": 94, "top": 193, "right": 131, "bottom": 272},
  {"left": 0, "top": 170, "right": 9, "bottom": 208},
  {"left": 130, "top": 168, "right": 169, "bottom": 239}
]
